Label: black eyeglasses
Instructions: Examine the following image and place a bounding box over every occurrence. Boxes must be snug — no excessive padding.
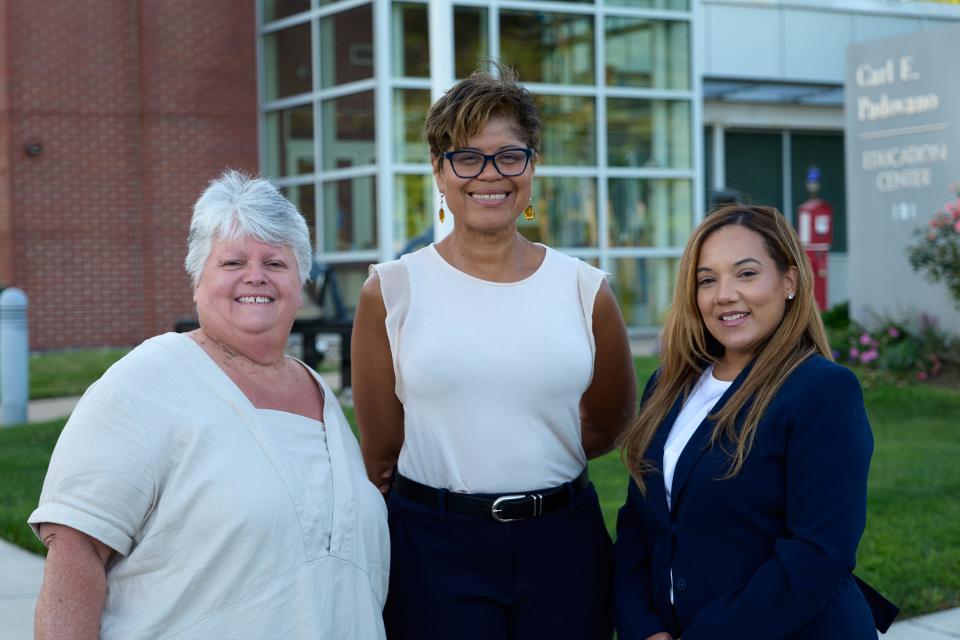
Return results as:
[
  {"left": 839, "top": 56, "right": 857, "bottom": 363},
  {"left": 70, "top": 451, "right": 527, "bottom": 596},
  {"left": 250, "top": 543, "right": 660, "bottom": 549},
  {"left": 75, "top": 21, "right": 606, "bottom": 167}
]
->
[{"left": 443, "top": 147, "right": 534, "bottom": 179}]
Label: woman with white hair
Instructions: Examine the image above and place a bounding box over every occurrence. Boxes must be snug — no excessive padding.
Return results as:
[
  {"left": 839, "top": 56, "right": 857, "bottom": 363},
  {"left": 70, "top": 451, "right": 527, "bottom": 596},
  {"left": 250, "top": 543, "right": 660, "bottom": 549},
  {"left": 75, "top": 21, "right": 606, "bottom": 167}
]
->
[{"left": 29, "top": 171, "right": 389, "bottom": 639}]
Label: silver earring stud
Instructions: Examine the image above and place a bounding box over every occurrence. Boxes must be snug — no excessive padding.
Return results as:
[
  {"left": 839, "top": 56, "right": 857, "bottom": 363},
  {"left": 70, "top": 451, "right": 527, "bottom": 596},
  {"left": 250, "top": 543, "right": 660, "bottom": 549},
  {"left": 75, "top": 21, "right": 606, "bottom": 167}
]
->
[{"left": 787, "top": 292, "right": 795, "bottom": 300}]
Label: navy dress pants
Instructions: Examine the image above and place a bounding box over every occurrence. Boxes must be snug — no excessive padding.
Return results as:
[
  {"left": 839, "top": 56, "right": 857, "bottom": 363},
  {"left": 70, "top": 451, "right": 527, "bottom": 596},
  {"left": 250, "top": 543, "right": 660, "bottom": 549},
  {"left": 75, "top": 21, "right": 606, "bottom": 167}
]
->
[{"left": 383, "top": 482, "right": 614, "bottom": 640}]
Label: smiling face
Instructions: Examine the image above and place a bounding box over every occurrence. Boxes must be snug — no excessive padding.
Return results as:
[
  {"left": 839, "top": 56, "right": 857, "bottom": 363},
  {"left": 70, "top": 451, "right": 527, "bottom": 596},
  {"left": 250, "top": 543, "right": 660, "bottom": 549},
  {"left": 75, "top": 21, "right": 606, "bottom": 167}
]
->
[
  {"left": 433, "top": 116, "right": 534, "bottom": 233},
  {"left": 193, "top": 235, "right": 303, "bottom": 346},
  {"left": 696, "top": 224, "right": 798, "bottom": 374}
]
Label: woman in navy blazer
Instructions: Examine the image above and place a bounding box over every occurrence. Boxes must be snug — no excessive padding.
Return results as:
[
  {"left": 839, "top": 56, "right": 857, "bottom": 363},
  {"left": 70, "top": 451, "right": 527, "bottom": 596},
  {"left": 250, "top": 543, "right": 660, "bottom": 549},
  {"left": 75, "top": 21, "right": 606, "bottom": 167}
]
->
[{"left": 615, "top": 205, "right": 896, "bottom": 639}]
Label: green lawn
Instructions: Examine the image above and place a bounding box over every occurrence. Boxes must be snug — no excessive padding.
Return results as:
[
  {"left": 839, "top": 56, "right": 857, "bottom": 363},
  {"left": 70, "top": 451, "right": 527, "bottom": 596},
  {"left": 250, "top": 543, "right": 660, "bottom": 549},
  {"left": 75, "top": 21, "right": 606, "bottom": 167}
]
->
[
  {"left": 0, "top": 419, "right": 65, "bottom": 554},
  {"left": 30, "top": 348, "right": 130, "bottom": 399},
  {"left": 2, "top": 354, "right": 957, "bottom": 617}
]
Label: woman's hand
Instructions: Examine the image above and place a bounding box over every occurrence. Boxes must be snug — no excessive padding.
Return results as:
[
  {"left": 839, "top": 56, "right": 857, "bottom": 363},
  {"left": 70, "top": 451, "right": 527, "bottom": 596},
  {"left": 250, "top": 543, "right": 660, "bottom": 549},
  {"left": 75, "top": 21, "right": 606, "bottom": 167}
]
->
[
  {"left": 35, "top": 523, "right": 114, "bottom": 640},
  {"left": 646, "top": 634, "right": 674, "bottom": 640},
  {"left": 376, "top": 468, "right": 394, "bottom": 494}
]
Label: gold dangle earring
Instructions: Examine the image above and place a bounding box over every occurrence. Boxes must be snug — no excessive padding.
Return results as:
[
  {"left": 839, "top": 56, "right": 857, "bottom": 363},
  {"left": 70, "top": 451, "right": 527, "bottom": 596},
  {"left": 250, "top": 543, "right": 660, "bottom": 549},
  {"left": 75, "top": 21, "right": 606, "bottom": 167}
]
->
[
  {"left": 438, "top": 193, "right": 446, "bottom": 224},
  {"left": 523, "top": 195, "right": 535, "bottom": 221}
]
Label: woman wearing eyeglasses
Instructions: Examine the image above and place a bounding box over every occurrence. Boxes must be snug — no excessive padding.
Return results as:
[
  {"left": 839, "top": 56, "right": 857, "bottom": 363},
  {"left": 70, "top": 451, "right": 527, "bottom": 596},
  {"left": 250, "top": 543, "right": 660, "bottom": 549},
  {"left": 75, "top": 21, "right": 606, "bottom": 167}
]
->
[{"left": 351, "top": 64, "right": 636, "bottom": 640}]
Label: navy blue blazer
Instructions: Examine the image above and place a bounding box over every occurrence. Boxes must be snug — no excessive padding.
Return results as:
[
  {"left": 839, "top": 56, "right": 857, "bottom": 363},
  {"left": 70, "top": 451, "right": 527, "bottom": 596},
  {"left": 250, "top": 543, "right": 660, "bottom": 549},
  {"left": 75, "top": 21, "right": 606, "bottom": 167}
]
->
[{"left": 615, "top": 355, "right": 880, "bottom": 640}]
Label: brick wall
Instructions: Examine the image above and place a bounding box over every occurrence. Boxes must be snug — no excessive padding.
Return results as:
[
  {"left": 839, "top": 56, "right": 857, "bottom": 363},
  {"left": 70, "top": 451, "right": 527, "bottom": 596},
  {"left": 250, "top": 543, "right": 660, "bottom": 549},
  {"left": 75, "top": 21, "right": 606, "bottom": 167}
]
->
[{"left": 0, "top": 0, "right": 258, "bottom": 349}]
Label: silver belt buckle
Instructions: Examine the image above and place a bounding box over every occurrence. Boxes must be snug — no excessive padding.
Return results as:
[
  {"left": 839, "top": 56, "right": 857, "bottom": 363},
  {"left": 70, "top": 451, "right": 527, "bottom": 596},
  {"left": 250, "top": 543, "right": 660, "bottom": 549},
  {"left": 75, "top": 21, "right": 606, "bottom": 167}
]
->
[{"left": 491, "top": 493, "right": 543, "bottom": 522}]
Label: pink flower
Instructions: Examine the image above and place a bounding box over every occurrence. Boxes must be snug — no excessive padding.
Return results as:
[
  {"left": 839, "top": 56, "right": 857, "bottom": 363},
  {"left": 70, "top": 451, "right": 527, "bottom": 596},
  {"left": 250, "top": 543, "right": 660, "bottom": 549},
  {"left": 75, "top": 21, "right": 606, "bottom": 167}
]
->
[
  {"left": 859, "top": 349, "right": 879, "bottom": 364},
  {"left": 930, "top": 217, "right": 942, "bottom": 228},
  {"left": 949, "top": 200, "right": 960, "bottom": 221},
  {"left": 859, "top": 333, "right": 873, "bottom": 346},
  {"left": 954, "top": 219, "right": 960, "bottom": 233},
  {"left": 917, "top": 371, "right": 929, "bottom": 381},
  {"left": 888, "top": 327, "right": 901, "bottom": 338},
  {"left": 849, "top": 348, "right": 860, "bottom": 359}
]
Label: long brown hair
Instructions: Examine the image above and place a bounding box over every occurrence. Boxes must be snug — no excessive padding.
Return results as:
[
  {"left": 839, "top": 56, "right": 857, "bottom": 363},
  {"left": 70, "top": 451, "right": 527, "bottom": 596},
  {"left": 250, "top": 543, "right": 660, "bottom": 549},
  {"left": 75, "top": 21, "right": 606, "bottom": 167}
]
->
[{"left": 620, "top": 205, "right": 831, "bottom": 492}]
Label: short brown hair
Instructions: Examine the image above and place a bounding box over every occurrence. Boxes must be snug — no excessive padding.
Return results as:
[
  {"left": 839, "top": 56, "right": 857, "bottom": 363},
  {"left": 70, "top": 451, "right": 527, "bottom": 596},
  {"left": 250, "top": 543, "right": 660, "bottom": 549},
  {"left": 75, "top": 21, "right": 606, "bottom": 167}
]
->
[{"left": 424, "top": 62, "right": 542, "bottom": 162}]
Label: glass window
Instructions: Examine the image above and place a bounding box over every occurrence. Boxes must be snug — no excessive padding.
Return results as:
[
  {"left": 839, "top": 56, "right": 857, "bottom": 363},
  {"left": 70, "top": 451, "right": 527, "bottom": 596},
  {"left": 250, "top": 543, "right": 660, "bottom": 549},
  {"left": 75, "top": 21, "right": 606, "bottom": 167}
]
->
[
  {"left": 724, "top": 131, "right": 783, "bottom": 211},
  {"left": 611, "top": 257, "right": 679, "bottom": 327},
  {"left": 281, "top": 183, "right": 317, "bottom": 263},
  {"left": 607, "top": 98, "right": 691, "bottom": 169},
  {"left": 263, "top": 105, "right": 315, "bottom": 178},
  {"left": 263, "top": 0, "right": 311, "bottom": 23},
  {"left": 500, "top": 11, "right": 594, "bottom": 85},
  {"left": 393, "top": 3, "right": 429, "bottom": 77},
  {"left": 263, "top": 23, "right": 312, "bottom": 101},
  {"left": 320, "top": 262, "right": 374, "bottom": 316},
  {"left": 394, "top": 174, "right": 434, "bottom": 254},
  {"left": 454, "top": 6, "right": 488, "bottom": 79},
  {"left": 606, "top": 0, "right": 689, "bottom": 9},
  {"left": 609, "top": 179, "right": 692, "bottom": 247},
  {"left": 394, "top": 89, "right": 431, "bottom": 164},
  {"left": 321, "top": 91, "right": 375, "bottom": 170},
  {"left": 535, "top": 95, "right": 596, "bottom": 166},
  {"left": 519, "top": 176, "right": 597, "bottom": 248},
  {"left": 320, "top": 5, "right": 374, "bottom": 88},
  {"left": 282, "top": 183, "right": 316, "bottom": 229},
  {"left": 321, "top": 176, "right": 377, "bottom": 252},
  {"left": 605, "top": 18, "right": 689, "bottom": 90}
]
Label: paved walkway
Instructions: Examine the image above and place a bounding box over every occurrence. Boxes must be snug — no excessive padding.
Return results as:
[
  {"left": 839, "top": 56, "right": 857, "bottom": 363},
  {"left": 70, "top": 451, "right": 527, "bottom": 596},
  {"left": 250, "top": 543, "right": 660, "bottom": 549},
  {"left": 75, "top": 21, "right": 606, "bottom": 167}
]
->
[
  {"left": 5, "top": 348, "right": 960, "bottom": 638},
  {"left": 0, "top": 539, "right": 44, "bottom": 639}
]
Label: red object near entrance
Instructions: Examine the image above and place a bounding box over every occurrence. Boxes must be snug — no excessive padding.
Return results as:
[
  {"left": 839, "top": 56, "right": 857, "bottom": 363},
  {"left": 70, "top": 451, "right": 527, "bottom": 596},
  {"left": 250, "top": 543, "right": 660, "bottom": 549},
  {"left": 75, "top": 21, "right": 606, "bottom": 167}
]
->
[{"left": 797, "top": 198, "right": 833, "bottom": 311}]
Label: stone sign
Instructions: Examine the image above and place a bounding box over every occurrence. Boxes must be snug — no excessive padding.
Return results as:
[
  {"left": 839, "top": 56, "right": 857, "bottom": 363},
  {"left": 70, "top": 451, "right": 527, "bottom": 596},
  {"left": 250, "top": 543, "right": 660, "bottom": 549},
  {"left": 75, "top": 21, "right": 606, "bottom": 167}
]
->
[{"left": 845, "top": 24, "right": 960, "bottom": 332}]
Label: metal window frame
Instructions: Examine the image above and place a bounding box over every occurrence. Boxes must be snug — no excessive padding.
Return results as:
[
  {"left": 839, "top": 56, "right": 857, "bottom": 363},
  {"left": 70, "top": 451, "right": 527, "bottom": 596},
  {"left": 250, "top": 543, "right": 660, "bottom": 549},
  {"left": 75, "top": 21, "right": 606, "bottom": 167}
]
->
[{"left": 256, "top": 0, "right": 703, "bottom": 331}]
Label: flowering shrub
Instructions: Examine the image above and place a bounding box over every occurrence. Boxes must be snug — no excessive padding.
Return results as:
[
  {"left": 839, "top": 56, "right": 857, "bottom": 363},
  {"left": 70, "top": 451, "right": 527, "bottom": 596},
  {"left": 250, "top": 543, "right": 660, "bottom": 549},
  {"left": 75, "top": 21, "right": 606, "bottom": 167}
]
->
[
  {"left": 824, "top": 304, "right": 957, "bottom": 383},
  {"left": 907, "top": 185, "right": 960, "bottom": 307}
]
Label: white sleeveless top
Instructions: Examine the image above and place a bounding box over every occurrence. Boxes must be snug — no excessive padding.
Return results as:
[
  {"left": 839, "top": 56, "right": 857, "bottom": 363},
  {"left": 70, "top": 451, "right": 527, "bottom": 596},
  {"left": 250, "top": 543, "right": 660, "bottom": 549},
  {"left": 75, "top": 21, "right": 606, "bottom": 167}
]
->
[{"left": 372, "top": 244, "right": 606, "bottom": 493}]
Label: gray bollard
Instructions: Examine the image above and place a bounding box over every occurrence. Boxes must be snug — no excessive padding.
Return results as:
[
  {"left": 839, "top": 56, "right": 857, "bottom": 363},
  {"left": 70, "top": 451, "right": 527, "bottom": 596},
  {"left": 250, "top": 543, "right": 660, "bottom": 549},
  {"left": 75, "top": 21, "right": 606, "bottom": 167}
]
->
[{"left": 0, "top": 287, "right": 29, "bottom": 426}]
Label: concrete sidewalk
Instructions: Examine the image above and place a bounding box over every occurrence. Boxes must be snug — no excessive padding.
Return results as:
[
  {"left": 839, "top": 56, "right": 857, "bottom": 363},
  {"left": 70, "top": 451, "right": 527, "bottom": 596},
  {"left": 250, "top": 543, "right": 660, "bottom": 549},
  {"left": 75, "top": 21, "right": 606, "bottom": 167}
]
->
[{"left": 0, "top": 539, "right": 44, "bottom": 639}]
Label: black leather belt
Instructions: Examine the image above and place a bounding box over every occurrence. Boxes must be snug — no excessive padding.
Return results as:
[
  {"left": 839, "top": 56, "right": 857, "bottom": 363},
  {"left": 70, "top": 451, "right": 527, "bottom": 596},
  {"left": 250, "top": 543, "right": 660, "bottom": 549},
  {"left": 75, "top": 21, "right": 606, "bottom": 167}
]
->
[{"left": 392, "top": 469, "right": 590, "bottom": 522}]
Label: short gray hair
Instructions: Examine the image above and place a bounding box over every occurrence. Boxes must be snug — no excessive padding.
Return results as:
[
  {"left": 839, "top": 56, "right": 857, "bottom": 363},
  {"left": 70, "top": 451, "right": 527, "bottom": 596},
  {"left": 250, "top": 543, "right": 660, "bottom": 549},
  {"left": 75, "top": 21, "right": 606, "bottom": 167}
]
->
[{"left": 185, "top": 170, "right": 312, "bottom": 287}]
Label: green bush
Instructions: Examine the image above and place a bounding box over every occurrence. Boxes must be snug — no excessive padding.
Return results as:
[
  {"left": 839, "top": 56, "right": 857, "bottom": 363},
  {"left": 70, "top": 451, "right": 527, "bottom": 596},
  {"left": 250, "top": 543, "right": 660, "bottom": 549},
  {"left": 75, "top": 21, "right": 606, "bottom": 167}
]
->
[
  {"left": 906, "top": 185, "right": 960, "bottom": 307},
  {"left": 823, "top": 306, "right": 958, "bottom": 383}
]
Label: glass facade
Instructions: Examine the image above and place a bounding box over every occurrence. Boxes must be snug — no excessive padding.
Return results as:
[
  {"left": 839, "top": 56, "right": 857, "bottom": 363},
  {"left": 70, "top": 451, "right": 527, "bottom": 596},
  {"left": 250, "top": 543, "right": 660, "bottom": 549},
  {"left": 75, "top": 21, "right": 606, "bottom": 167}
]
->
[{"left": 259, "top": 0, "right": 698, "bottom": 330}]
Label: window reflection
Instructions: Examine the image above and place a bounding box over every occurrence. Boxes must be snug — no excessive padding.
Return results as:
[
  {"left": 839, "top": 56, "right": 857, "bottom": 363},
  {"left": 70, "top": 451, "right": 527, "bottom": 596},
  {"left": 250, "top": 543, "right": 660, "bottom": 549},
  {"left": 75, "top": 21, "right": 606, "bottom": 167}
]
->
[
  {"left": 264, "top": 23, "right": 312, "bottom": 101},
  {"left": 322, "top": 176, "right": 377, "bottom": 252},
  {"left": 607, "top": 98, "right": 691, "bottom": 168},
  {"left": 321, "top": 263, "right": 373, "bottom": 316},
  {"left": 393, "top": 3, "right": 429, "bottom": 77},
  {"left": 454, "top": 6, "right": 488, "bottom": 79},
  {"left": 611, "top": 257, "right": 679, "bottom": 327},
  {"left": 394, "top": 174, "right": 434, "bottom": 254},
  {"left": 605, "top": 18, "right": 689, "bottom": 89},
  {"left": 264, "top": 105, "right": 314, "bottom": 178},
  {"left": 519, "top": 176, "right": 596, "bottom": 248},
  {"left": 394, "top": 89, "right": 431, "bottom": 164},
  {"left": 606, "top": 0, "right": 689, "bottom": 9},
  {"left": 263, "top": 0, "right": 310, "bottom": 23},
  {"left": 322, "top": 91, "right": 375, "bottom": 171},
  {"left": 535, "top": 95, "right": 596, "bottom": 166},
  {"left": 282, "top": 183, "right": 316, "bottom": 226},
  {"left": 609, "top": 179, "right": 692, "bottom": 247},
  {"left": 500, "top": 11, "right": 594, "bottom": 85},
  {"left": 320, "top": 5, "right": 373, "bottom": 88},
  {"left": 281, "top": 183, "right": 317, "bottom": 254}
]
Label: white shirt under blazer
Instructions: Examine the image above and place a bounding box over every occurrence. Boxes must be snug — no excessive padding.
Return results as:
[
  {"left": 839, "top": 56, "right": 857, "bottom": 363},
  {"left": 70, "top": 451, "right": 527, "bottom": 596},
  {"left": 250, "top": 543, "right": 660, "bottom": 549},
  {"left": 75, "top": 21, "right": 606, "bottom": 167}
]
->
[{"left": 373, "top": 244, "right": 607, "bottom": 494}]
